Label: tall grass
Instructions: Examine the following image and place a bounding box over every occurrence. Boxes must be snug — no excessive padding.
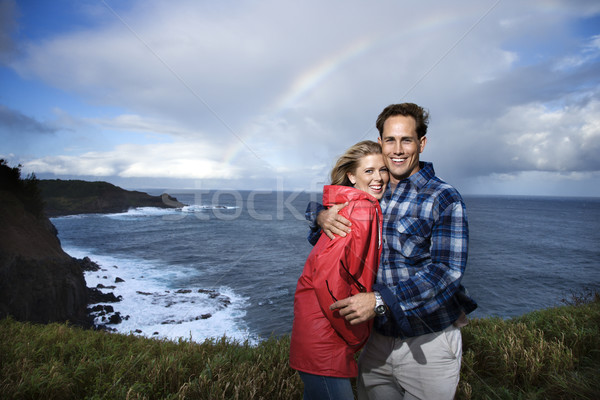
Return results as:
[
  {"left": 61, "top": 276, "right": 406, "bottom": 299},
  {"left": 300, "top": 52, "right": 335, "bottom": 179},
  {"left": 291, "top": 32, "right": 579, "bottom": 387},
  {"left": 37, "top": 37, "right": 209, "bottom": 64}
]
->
[
  {"left": 0, "top": 323, "right": 301, "bottom": 399},
  {"left": 458, "top": 290, "right": 600, "bottom": 399},
  {"left": 1, "top": 291, "right": 598, "bottom": 399}
]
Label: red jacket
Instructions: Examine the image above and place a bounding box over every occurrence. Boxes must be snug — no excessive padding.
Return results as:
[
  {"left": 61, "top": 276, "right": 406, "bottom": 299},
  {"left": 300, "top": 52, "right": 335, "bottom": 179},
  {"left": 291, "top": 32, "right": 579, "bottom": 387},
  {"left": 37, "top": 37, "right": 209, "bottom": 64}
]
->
[{"left": 290, "top": 185, "right": 382, "bottom": 378}]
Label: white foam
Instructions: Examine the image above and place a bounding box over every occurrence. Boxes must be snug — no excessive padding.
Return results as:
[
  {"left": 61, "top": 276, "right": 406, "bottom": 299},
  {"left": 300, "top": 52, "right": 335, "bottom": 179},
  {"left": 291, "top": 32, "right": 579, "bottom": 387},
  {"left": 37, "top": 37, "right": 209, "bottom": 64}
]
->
[
  {"left": 66, "top": 247, "right": 258, "bottom": 344},
  {"left": 104, "top": 207, "right": 182, "bottom": 218},
  {"left": 182, "top": 204, "right": 239, "bottom": 212}
]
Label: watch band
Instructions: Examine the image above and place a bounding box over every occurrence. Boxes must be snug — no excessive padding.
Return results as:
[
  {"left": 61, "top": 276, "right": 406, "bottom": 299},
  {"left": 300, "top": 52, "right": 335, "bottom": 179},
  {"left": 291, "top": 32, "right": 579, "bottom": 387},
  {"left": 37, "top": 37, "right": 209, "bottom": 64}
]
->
[{"left": 374, "top": 291, "right": 387, "bottom": 316}]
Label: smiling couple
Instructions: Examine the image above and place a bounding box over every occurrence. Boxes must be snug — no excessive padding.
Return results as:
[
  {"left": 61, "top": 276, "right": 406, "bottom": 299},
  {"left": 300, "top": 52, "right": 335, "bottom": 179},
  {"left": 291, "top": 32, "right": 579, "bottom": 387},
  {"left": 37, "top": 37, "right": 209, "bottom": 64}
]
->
[{"left": 290, "top": 103, "right": 478, "bottom": 400}]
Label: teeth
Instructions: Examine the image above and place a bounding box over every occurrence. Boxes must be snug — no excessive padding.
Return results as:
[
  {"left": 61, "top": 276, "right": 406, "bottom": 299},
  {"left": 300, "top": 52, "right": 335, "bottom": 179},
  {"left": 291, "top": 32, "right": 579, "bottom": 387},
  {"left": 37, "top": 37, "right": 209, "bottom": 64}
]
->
[
  {"left": 392, "top": 158, "right": 404, "bottom": 163},
  {"left": 370, "top": 185, "right": 382, "bottom": 190}
]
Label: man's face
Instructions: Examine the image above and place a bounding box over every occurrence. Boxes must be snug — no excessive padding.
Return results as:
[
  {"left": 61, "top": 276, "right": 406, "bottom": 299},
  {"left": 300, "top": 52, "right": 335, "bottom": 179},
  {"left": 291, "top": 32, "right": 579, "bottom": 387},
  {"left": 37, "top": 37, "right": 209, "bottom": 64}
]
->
[{"left": 377, "top": 115, "right": 427, "bottom": 185}]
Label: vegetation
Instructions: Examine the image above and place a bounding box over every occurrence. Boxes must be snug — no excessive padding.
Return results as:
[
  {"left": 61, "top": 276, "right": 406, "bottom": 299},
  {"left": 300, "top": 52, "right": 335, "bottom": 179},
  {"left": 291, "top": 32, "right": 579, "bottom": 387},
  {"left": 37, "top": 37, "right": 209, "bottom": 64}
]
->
[
  {"left": 1, "top": 291, "right": 598, "bottom": 400},
  {"left": 0, "top": 159, "right": 45, "bottom": 218},
  {"left": 457, "top": 289, "right": 600, "bottom": 399},
  {"left": 36, "top": 179, "right": 184, "bottom": 216}
]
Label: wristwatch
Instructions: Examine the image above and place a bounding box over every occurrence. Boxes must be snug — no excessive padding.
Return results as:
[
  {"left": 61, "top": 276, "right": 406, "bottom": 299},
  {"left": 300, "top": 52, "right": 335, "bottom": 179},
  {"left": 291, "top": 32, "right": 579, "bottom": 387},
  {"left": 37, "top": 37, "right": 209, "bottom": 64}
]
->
[{"left": 374, "top": 291, "right": 387, "bottom": 316}]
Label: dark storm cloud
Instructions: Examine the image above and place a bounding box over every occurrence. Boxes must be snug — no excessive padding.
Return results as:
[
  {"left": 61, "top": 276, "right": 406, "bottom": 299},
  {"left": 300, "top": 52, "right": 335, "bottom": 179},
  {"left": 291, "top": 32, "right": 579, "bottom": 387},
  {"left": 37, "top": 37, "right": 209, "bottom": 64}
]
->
[{"left": 0, "top": 105, "right": 56, "bottom": 135}]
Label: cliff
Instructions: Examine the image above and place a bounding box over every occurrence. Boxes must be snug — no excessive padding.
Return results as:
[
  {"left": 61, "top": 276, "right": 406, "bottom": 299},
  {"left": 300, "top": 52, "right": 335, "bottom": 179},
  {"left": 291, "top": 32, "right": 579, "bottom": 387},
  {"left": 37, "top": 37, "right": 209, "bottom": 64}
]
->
[
  {"left": 38, "top": 179, "right": 185, "bottom": 217},
  {"left": 0, "top": 189, "right": 91, "bottom": 326}
]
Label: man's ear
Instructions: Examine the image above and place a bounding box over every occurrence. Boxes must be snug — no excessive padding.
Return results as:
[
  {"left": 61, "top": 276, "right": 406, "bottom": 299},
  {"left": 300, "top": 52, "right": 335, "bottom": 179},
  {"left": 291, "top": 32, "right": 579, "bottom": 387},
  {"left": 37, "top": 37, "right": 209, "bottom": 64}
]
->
[{"left": 419, "top": 136, "right": 427, "bottom": 153}]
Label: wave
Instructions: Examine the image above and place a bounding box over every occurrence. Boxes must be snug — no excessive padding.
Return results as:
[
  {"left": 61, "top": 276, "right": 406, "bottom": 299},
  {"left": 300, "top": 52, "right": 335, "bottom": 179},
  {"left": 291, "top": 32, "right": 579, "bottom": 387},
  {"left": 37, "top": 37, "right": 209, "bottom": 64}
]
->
[
  {"left": 52, "top": 205, "right": 241, "bottom": 220},
  {"left": 105, "top": 207, "right": 182, "bottom": 218},
  {"left": 65, "top": 246, "right": 258, "bottom": 344},
  {"left": 182, "top": 204, "right": 240, "bottom": 212}
]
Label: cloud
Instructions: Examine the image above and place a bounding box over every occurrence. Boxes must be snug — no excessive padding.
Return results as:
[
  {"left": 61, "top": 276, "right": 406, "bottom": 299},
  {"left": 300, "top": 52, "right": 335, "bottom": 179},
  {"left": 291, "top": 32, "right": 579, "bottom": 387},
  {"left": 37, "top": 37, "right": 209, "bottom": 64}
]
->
[
  {"left": 25, "top": 141, "right": 247, "bottom": 179},
  {"left": 3, "top": 0, "right": 600, "bottom": 195},
  {"left": 0, "top": 104, "right": 55, "bottom": 135},
  {"left": 0, "top": 0, "right": 18, "bottom": 63}
]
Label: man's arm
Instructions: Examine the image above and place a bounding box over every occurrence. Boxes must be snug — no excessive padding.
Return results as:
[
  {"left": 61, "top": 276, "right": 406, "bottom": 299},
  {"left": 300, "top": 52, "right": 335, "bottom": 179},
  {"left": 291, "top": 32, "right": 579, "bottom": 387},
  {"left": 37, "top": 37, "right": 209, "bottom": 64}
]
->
[
  {"left": 317, "top": 202, "right": 352, "bottom": 239},
  {"left": 305, "top": 201, "right": 352, "bottom": 242}
]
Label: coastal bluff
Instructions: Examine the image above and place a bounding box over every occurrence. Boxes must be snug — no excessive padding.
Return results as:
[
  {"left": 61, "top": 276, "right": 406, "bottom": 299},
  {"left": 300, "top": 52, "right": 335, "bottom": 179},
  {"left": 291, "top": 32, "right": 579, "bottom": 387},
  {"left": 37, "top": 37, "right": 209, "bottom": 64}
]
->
[
  {"left": 38, "top": 179, "right": 185, "bottom": 217},
  {"left": 0, "top": 188, "right": 91, "bottom": 326},
  {"left": 0, "top": 170, "right": 185, "bottom": 327}
]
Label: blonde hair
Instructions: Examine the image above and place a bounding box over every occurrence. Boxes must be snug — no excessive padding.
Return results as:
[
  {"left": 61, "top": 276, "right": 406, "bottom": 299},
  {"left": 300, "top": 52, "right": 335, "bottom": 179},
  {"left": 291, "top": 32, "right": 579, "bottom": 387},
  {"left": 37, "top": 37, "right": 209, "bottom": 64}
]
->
[{"left": 330, "top": 140, "right": 382, "bottom": 186}]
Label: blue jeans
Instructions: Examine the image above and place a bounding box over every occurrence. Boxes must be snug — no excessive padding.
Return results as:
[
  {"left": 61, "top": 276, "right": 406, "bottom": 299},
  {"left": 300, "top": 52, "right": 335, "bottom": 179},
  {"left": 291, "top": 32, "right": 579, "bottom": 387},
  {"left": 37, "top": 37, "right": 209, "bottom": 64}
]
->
[{"left": 298, "top": 371, "right": 354, "bottom": 400}]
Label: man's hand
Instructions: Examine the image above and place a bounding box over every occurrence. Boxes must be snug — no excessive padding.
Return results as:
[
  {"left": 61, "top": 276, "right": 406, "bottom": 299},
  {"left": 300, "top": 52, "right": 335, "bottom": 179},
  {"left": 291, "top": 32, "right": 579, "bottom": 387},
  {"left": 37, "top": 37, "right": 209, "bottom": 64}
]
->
[
  {"left": 317, "top": 202, "right": 351, "bottom": 240},
  {"left": 330, "top": 292, "right": 376, "bottom": 325}
]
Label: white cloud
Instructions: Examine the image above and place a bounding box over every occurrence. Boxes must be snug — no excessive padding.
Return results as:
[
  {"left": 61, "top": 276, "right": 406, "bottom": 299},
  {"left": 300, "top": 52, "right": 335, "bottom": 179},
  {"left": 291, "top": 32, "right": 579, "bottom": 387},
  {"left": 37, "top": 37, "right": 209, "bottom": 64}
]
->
[
  {"left": 25, "top": 141, "right": 247, "bottom": 179},
  {"left": 3, "top": 0, "right": 600, "bottom": 195}
]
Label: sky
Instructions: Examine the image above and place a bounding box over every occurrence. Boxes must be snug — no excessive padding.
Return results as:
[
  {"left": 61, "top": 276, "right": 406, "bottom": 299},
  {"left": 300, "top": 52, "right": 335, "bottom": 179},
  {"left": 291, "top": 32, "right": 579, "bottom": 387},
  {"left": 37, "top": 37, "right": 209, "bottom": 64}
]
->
[{"left": 1, "top": 0, "right": 599, "bottom": 197}]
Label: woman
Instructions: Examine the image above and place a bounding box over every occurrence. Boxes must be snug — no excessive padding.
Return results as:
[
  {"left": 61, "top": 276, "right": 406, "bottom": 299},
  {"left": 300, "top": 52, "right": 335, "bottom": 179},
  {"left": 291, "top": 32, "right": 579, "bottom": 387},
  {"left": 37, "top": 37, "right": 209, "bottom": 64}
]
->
[{"left": 290, "top": 140, "right": 389, "bottom": 399}]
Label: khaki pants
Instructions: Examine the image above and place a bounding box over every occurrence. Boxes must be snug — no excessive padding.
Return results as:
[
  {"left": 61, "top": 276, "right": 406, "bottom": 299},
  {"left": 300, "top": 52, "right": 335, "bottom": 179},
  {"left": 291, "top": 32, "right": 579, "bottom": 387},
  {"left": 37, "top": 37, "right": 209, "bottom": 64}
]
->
[{"left": 357, "top": 325, "right": 462, "bottom": 400}]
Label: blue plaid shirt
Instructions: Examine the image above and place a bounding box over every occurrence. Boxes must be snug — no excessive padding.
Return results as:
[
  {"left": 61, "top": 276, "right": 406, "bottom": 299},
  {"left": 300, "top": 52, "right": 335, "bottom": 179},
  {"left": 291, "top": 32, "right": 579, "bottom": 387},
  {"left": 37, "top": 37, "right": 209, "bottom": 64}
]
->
[{"left": 306, "top": 162, "right": 477, "bottom": 338}]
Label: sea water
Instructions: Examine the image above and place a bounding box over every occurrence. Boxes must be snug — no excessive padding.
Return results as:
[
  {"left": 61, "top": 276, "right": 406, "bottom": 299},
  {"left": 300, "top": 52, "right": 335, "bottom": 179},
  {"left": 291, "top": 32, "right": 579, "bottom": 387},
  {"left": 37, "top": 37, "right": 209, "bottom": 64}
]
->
[{"left": 51, "top": 191, "right": 600, "bottom": 343}]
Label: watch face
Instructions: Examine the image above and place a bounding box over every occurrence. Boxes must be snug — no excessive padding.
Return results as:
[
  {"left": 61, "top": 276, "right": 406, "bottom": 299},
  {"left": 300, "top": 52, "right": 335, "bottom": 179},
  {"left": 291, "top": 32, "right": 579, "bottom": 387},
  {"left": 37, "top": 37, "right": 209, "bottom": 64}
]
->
[{"left": 375, "top": 305, "right": 386, "bottom": 315}]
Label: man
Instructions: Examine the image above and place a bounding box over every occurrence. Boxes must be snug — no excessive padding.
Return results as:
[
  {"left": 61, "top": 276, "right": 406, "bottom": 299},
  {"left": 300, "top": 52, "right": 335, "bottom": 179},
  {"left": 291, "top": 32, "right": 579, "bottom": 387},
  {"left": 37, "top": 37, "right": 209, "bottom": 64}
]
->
[{"left": 307, "top": 103, "right": 477, "bottom": 399}]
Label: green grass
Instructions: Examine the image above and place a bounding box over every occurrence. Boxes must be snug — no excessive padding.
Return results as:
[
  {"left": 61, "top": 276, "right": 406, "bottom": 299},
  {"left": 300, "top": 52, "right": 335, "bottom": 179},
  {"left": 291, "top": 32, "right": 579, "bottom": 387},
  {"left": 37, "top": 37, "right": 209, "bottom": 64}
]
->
[
  {"left": 1, "top": 291, "right": 598, "bottom": 400},
  {"left": 457, "top": 290, "right": 600, "bottom": 399}
]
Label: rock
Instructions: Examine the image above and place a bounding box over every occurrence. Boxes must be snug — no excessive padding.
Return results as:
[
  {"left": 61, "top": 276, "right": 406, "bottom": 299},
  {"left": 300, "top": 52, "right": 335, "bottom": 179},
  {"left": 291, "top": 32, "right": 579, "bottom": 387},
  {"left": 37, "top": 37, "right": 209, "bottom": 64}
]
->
[
  {"left": 87, "top": 288, "right": 122, "bottom": 303},
  {"left": 96, "top": 284, "right": 116, "bottom": 289},
  {"left": 76, "top": 256, "right": 100, "bottom": 272},
  {"left": 0, "top": 190, "right": 92, "bottom": 328},
  {"left": 88, "top": 304, "right": 114, "bottom": 314},
  {"left": 107, "top": 312, "right": 123, "bottom": 324},
  {"left": 115, "top": 277, "right": 125, "bottom": 283}
]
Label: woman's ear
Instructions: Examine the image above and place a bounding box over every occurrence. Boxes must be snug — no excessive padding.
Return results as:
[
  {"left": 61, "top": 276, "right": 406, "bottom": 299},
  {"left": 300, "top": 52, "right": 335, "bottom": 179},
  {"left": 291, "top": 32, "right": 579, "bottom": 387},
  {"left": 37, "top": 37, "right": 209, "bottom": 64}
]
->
[{"left": 347, "top": 171, "right": 356, "bottom": 185}]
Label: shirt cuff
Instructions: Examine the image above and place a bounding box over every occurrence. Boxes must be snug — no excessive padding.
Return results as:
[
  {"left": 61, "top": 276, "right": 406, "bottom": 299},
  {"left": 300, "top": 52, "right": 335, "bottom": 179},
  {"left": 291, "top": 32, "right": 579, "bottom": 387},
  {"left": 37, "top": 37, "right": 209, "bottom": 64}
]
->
[
  {"left": 373, "top": 283, "right": 413, "bottom": 337},
  {"left": 305, "top": 201, "right": 325, "bottom": 245}
]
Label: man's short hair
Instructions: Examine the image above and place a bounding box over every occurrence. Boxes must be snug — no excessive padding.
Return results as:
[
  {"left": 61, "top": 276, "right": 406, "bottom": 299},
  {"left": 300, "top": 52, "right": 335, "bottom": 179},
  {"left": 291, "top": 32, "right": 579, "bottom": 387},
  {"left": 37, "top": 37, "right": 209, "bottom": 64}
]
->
[{"left": 376, "top": 103, "right": 430, "bottom": 139}]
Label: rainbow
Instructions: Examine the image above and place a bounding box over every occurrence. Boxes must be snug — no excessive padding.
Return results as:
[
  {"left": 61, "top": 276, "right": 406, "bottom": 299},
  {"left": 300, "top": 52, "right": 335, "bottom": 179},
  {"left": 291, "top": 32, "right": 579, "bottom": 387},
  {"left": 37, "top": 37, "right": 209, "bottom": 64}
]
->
[
  {"left": 221, "top": 7, "right": 477, "bottom": 166},
  {"left": 221, "top": 36, "right": 377, "bottom": 166}
]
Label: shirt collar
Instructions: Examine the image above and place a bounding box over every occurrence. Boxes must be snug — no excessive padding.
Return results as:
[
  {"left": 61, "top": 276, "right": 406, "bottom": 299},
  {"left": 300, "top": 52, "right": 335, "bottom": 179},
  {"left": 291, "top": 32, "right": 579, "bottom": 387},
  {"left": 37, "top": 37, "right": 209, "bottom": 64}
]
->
[
  {"left": 408, "top": 161, "right": 435, "bottom": 190},
  {"left": 385, "top": 161, "right": 435, "bottom": 198}
]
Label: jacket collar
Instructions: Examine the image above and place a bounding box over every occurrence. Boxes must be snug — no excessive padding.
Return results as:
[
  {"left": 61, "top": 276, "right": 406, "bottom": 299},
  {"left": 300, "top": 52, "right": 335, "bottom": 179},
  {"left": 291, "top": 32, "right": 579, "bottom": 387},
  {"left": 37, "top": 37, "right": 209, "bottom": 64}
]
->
[{"left": 322, "top": 185, "right": 379, "bottom": 207}]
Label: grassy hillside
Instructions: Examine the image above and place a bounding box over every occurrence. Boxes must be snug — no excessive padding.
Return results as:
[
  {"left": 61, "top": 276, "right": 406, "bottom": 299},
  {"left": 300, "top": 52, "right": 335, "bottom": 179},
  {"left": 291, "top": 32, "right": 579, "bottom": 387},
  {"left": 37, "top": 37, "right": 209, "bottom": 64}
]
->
[
  {"left": 37, "top": 179, "right": 184, "bottom": 216},
  {"left": 1, "top": 291, "right": 598, "bottom": 399}
]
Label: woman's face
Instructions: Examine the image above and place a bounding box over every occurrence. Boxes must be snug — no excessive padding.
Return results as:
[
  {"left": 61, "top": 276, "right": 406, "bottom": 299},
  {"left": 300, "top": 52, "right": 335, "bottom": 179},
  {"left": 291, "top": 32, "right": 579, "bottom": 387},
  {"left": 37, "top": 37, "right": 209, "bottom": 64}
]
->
[{"left": 347, "top": 153, "right": 389, "bottom": 200}]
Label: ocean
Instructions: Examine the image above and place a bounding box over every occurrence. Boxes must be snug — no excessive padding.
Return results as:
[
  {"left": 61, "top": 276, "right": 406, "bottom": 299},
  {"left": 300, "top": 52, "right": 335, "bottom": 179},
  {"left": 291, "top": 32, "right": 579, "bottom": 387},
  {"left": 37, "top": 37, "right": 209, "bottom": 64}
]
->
[{"left": 51, "top": 190, "right": 600, "bottom": 344}]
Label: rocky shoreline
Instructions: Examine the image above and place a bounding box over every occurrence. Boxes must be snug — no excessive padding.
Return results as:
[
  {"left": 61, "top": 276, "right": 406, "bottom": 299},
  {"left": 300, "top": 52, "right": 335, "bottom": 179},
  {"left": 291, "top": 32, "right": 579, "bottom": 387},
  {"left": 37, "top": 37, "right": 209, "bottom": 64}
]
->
[
  {"left": 0, "top": 167, "right": 190, "bottom": 331},
  {"left": 76, "top": 256, "right": 232, "bottom": 336}
]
